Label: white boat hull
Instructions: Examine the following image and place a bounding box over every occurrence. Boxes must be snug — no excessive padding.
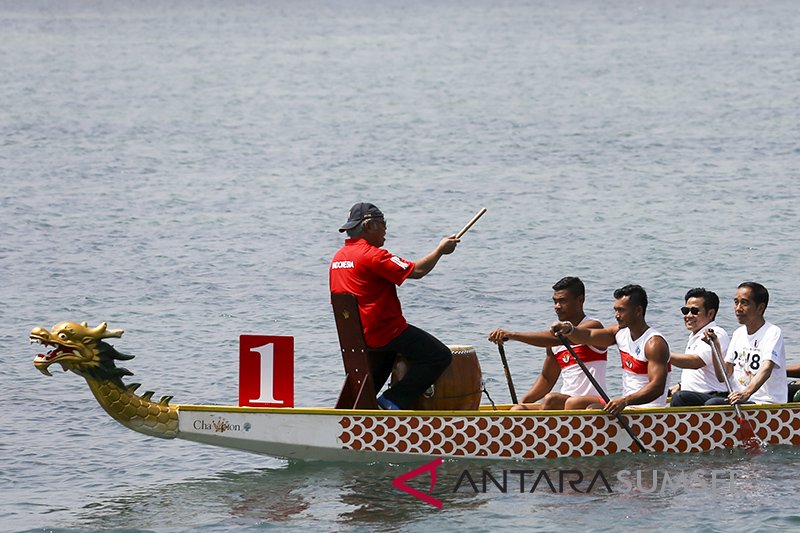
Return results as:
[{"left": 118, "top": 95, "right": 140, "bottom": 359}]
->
[{"left": 175, "top": 403, "right": 800, "bottom": 462}]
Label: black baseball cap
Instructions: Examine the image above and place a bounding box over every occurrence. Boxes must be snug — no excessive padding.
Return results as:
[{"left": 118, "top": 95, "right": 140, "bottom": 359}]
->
[{"left": 338, "top": 202, "right": 384, "bottom": 232}]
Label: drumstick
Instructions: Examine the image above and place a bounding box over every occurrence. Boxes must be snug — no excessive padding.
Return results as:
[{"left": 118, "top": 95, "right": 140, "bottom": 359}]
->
[{"left": 455, "top": 208, "right": 487, "bottom": 239}]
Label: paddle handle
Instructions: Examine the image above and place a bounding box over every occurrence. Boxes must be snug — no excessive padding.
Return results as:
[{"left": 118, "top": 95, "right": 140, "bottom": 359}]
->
[
  {"left": 708, "top": 332, "right": 762, "bottom": 450},
  {"left": 557, "top": 334, "right": 649, "bottom": 454},
  {"left": 455, "top": 208, "right": 487, "bottom": 239},
  {"left": 709, "top": 337, "right": 746, "bottom": 418},
  {"left": 708, "top": 337, "right": 735, "bottom": 391},
  {"left": 556, "top": 334, "right": 610, "bottom": 403},
  {"left": 497, "top": 344, "right": 518, "bottom": 404}
]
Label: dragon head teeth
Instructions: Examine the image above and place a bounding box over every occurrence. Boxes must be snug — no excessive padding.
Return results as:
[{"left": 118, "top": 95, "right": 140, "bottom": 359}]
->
[{"left": 34, "top": 361, "right": 53, "bottom": 376}]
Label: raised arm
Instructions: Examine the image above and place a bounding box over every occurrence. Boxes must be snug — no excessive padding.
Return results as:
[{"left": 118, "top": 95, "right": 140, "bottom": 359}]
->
[
  {"left": 550, "top": 321, "right": 618, "bottom": 348},
  {"left": 408, "top": 235, "right": 459, "bottom": 279},
  {"left": 488, "top": 328, "right": 561, "bottom": 347},
  {"left": 669, "top": 352, "right": 706, "bottom": 369},
  {"left": 490, "top": 319, "right": 605, "bottom": 348}
]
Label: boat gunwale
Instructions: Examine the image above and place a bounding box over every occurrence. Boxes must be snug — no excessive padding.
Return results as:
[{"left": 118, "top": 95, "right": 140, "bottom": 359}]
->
[{"left": 175, "top": 402, "right": 800, "bottom": 417}]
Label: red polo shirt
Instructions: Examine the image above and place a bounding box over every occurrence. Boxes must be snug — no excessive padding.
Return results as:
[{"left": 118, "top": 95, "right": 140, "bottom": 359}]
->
[{"left": 329, "top": 238, "right": 415, "bottom": 348}]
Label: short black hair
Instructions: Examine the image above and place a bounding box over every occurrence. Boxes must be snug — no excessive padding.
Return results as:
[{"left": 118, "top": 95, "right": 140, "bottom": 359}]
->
[
  {"left": 684, "top": 287, "right": 720, "bottom": 313},
  {"left": 613, "top": 284, "right": 648, "bottom": 315},
  {"left": 738, "top": 281, "right": 769, "bottom": 309},
  {"left": 552, "top": 276, "right": 585, "bottom": 298}
]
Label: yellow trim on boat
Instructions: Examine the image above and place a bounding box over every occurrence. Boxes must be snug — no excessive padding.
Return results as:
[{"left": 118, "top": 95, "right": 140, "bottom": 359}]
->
[{"left": 175, "top": 402, "right": 797, "bottom": 417}]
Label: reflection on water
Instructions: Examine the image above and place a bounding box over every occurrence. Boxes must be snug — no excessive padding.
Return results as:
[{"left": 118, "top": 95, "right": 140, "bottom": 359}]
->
[
  {"left": 60, "top": 446, "right": 800, "bottom": 531},
  {"left": 70, "top": 461, "right": 491, "bottom": 531}
]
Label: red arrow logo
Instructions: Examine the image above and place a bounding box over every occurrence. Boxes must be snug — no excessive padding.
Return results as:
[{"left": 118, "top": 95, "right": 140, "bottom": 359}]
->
[{"left": 391, "top": 457, "right": 443, "bottom": 509}]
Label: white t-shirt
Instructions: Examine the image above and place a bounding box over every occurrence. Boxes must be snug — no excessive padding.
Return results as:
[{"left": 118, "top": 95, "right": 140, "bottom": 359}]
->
[
  {"left": 725, "top": 321, "right": 786, "bottom": 404},
  {"left": 679, "top": 321, "right": 730, "bottom": 393}
]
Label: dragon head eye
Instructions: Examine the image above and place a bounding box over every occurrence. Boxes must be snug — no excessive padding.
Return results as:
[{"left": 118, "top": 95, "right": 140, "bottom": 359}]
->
[{"left": 58, "top": 333, "right": 69, "bottom": 341}]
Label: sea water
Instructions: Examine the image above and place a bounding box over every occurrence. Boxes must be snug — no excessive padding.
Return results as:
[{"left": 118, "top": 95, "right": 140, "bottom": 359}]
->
[{"left": 1, "top": 0, "right": 799, "bottom": 530}]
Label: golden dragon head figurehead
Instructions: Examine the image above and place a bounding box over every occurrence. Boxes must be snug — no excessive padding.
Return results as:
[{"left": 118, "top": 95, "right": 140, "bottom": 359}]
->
[
  {"left": 31, "top": 321, "right": 131, "bottom": 381},
  {"left": 31, "top": 322, "right": 178, "bottom": 439}
]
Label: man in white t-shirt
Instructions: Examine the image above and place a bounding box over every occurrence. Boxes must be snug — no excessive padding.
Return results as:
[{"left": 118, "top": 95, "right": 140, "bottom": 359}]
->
[
  {"left": 705, "top": 282, "right": 787, "bottom": 405},
  {"left": 487, "top": 276, "right": 607, "bottom": 410},
  {"left": 669, "top": 288, "right": 730, "bottom": 406}
]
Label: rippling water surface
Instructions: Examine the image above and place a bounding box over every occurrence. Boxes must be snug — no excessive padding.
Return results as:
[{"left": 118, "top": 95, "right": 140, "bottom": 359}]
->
[{"left": 2, "top": 1, "right": 799, "bottom": 531}]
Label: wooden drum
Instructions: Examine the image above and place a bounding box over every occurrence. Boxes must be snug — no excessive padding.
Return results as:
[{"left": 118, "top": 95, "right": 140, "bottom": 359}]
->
[{"left": 391, "top": 345, "right": 483, "bottom": 410}]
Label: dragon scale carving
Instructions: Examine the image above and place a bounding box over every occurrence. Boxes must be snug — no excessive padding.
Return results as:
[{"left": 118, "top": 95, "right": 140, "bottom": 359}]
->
[{"left": 31, "top": 321, "right": 178, "bottom": 439}]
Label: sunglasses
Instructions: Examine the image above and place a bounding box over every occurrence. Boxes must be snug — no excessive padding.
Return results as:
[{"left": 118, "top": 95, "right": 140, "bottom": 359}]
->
[{"left": 680, "top": 306, "right": 702, "bottom": 316}]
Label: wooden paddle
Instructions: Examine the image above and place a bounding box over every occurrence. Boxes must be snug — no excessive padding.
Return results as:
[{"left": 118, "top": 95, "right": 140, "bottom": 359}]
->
[
  {"left": 557, "top": 334, "right": 649, "bottom": 454},
  {"left": 497, "top": 344, "right": 518, "bottom": 404},
  {"left": 455, "top": 208, "right": 487, "bottom": 239},
  {"left": 708, "top": 338, "right": 763, "bottom": 452}
]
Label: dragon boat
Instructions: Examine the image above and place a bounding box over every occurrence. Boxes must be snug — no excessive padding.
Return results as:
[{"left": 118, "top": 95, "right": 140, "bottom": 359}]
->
[{"left": 31, "top": 318, "right": 800, "bottom": 463}]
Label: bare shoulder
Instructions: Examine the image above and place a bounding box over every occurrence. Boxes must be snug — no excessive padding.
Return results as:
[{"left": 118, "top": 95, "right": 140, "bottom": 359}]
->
[
  {"left": 582, "top": 319, "right": 604, "bottom": 330},
  {"left": 645, "top": 335, "right": 670, "bottom": 361}
]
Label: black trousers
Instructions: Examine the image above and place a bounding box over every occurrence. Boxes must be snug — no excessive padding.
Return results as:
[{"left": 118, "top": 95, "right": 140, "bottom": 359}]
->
[
  {"left": 670, "top": 390, "right": 728, "bottom": 407},
  {"left": 788, "top": 381, "right": 800, "bottom": 402},
  {"left": 705, "top": 396, "right": 754, "bottom": 406},
  {"left": 372, "top": 324, "right": 452, "bottom": 410}
]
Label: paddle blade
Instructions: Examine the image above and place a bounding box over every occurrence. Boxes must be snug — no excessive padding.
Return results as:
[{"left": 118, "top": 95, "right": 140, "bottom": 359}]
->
[{"left": 736, "top": 416, "right": 763, "bottom": 453}]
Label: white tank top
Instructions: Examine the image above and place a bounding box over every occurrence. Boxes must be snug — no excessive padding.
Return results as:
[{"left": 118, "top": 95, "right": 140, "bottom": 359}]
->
[
  {"left": 615, "top": 327, "right": 670, "bottom": 408},
  {"left": 552, "top": 317, "right": 608, "bottom": 397}
]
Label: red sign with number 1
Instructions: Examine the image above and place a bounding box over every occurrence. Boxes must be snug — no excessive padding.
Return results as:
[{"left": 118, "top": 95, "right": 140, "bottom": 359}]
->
[{"left": 239, "top": 335, "right": 294, "bottom": 407}]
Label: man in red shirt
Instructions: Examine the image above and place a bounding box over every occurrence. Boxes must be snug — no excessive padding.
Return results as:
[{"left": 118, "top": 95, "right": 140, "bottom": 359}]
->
[{"left": 330, "top": 202, "right": 459, "bottom": 410}]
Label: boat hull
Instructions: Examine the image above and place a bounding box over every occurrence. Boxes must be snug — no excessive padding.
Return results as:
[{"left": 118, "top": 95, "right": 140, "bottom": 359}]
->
[{"left": 175, "top": 403, "right": 800, "bottom": 462}]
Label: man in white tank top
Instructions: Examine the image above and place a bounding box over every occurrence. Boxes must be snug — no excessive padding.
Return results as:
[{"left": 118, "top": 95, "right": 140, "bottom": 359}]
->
[
  {"left": 669, "top": 288, "right": 730, "bottom": 406},
  {"left": 551, "top": 284, "right": 671, "bottom": 416},
  {"left": 488, "top": 276, "right": 608, "bottom": 410}
]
